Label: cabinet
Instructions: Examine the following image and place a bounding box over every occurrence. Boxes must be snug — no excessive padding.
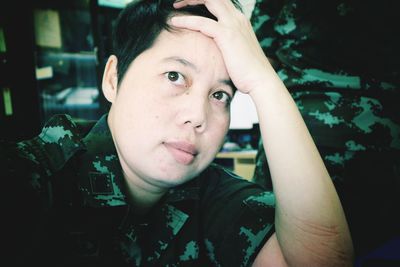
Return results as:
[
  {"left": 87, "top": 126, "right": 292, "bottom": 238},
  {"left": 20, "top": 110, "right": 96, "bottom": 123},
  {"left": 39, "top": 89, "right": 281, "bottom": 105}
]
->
[
  {"left": 0, "top": 4, "right": 41, "bottom": 141},
  {"left": 215, "top": 150, "right": 257, "bottom": 181},
  {"left": 0, "top": 0, "right": 124, "bottom": 141},
  {"left": 34, "top": 2, "right": 101, "bottom": 122}
]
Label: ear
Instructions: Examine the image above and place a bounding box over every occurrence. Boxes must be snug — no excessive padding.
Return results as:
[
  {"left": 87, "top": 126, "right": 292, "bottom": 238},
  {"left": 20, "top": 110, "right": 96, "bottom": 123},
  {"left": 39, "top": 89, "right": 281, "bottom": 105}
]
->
[{"left": 102, "top": 55, "right": 119, "bottom": 103}]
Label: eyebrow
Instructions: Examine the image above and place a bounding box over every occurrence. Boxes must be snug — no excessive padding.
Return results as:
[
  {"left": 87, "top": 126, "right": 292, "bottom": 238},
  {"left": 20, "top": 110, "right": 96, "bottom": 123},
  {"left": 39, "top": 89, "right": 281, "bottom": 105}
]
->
[
  {"left": 162, "top": 56, "right": 237, "bottom": 94},
  {"left": 162, "top": 56, "right": 198, "bottom": 72}
]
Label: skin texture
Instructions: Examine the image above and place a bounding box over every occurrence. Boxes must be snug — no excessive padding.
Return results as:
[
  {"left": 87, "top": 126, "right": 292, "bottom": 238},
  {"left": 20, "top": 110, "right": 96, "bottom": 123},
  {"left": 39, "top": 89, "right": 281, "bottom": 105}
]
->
[
  {"left": 104, "top": 0, "right": 354, "bottom": 265},
  {"left": 103, "top": 29, "right": 233, "bottom": 208}
]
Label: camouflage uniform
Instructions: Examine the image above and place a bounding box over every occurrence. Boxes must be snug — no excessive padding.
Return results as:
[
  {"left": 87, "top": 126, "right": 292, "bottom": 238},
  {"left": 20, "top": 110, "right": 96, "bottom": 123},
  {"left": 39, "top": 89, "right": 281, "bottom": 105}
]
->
[
  {"left": 250, "top": 0, "right": 400, "bottom": 257},
  {"left": 2, "top": 114, "right": 275, "bottom": 266}
]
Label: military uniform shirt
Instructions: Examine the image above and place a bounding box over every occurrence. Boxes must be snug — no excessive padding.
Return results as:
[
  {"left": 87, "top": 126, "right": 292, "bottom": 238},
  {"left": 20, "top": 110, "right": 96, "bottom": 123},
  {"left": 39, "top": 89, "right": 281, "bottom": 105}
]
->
[{"left": 2, "top": 113, "right": 275, "bottom": 267}]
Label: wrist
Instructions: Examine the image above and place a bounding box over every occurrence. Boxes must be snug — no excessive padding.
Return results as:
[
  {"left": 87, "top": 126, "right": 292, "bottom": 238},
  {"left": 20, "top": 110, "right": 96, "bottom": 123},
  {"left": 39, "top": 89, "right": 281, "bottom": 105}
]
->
[{"left": 248, "top": 72, "right": 285, "bottom": 101}]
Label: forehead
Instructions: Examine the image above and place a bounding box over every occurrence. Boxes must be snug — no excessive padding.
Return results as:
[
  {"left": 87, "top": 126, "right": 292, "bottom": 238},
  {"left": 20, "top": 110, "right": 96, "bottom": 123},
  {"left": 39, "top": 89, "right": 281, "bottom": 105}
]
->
[
  {"left": 155, "top": 28, "right": 213, "bottom": 48},
  {"left": 142, "top": 29, "right": 226, "bottom": 70}
]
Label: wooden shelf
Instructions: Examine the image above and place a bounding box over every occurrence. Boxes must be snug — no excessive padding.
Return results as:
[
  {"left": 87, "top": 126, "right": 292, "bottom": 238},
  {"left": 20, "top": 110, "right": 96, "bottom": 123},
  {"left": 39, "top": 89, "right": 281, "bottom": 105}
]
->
[{"left": 216, "top": 150, "right": 257, "bottom": 180}]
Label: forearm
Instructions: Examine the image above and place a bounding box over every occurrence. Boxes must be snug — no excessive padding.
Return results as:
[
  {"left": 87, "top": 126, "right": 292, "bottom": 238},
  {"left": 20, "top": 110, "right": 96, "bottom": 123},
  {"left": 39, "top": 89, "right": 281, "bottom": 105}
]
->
[
  {"left": 169, "top": 0, "right": 353, "bottom": 264},
  {"left": 249, "top": 72, "right": 354, "bottom": 266}
]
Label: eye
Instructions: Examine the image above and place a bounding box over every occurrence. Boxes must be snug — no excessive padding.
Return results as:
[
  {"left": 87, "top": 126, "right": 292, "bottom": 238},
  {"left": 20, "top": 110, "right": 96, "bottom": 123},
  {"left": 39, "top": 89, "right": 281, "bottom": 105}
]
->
[
  {"left": 211, "top": 91, "right": 232, "bottom": 105},
  {"left": 165, "top": 71, "right": 186, "bottom": 86}
]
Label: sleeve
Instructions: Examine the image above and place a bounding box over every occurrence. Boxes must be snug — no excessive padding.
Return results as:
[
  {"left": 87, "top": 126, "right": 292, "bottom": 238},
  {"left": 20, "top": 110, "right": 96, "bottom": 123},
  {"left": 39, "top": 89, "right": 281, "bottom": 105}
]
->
[
  {"left": 1, "top": 139, "right": 52, "bottom": 264},
  {"left": 1, "top": 114, "right": 87, "bottom": 265},
  {"left": 201, "top": 165, "right": 276, "bottom": 267},
  {"left": 1, "top": 140, "right": 48, "bottom": 207}
]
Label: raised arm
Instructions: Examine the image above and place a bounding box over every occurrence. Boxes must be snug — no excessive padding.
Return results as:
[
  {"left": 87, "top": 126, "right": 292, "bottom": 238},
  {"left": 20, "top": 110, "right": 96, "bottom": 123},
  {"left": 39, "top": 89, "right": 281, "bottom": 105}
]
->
[{"left": 171, "top": 0, "right": 354, "bottom": 266}]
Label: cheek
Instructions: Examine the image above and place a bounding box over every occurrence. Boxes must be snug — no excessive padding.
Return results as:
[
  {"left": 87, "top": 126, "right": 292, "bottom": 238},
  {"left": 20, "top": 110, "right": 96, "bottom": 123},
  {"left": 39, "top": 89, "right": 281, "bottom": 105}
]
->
[
  {"left": 117, "top": 84, "right": 171, "bottom": 124},
  {"left": 207, "top": 113, "right": 230, "bottom": 146},
  {"left": 214, "top": 107, "right": 230, "bottom": 130},
  {"left": 112, "top": 98, "right": 160, "bottom": 149}
]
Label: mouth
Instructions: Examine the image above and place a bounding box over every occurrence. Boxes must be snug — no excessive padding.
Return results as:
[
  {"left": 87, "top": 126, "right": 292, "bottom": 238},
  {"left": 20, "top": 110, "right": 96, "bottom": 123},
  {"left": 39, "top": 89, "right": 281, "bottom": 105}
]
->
[{"left": 163, "top": 141, "right": 198, "bottom": 165}]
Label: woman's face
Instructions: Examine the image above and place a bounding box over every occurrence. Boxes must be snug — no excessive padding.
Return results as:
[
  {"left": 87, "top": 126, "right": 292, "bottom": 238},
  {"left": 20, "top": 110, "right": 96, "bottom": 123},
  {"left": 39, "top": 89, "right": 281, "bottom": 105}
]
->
[{"left": 104, "top": 29, "right": 233, "bottom": 191}]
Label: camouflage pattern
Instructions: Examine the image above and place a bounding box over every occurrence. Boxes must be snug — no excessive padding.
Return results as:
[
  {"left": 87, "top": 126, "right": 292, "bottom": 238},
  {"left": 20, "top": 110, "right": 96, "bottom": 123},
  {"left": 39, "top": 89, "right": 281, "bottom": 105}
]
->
[
  {"left": 251, "top": 0, "right": 400, "bottom": 88},
  {"left": 250, "top": 0, "right": 400, "bottom": 257},
  {"left": 2, "top": 113, "right": 275, "bottom": 266}
]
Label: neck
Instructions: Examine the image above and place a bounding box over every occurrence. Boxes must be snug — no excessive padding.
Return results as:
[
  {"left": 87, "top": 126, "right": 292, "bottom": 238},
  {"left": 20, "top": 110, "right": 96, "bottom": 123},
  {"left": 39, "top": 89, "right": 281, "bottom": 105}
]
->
[{"left": 122, "top": 169, "right": 168, "bottom": 215}]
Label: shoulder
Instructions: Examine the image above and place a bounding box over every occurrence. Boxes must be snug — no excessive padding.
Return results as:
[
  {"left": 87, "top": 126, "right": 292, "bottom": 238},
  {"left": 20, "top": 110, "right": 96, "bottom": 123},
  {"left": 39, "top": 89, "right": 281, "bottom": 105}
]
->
[
  {"left": 201, "top": 164, "right": 277, "bottom": 224},
  {"left": 197, "top": 163, "right": 276, "bottom": 266},
  {"left": 4, "top": 114, "right": 96, "bottom": 177},
  {"left": 200, "top": 162, "right": 275, "bottom": 209},
  {"left": 38, "top": 113, "right": 95, "bottom": 148},
  {"left": 199, "top": 163, "right": 269, "bottom": 199}
]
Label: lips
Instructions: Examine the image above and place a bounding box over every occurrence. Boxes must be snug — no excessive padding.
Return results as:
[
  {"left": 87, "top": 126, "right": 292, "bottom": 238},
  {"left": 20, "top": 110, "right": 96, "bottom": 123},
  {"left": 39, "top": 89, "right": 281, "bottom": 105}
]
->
[{"left": 164, "top": 141, "right": 198, "bottom": 165}]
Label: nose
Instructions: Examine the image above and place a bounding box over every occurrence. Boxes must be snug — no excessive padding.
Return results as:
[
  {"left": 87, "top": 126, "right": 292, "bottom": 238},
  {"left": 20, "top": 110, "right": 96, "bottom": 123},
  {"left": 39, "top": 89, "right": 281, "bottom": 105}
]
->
[{"left": 178, "top": 92, "right": 208, "bottom": 133}]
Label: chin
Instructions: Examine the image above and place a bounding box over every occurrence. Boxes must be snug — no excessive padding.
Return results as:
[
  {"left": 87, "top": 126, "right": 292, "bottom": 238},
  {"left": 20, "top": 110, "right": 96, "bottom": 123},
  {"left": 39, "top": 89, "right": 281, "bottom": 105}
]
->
[{"left": 150, "top": 168, "right": 200, "bottom": 188}]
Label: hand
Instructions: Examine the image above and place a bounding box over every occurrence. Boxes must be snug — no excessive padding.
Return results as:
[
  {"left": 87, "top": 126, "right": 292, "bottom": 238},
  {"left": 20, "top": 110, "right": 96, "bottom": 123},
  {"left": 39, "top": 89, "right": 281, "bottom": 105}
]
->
[{"left": 171, "top": 0, "right": 276, "bottom": 94}]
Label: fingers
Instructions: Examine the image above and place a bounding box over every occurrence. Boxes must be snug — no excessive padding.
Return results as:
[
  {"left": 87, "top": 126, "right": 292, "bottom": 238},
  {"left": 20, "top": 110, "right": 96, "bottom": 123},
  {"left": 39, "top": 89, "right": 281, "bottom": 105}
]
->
[
  {"left": 170, "top": 15, "right": 219, "bottom": 39},
  {"left": 173, "top": 0, "right": 205, "bottom": 9},
  {"left": 173, "top": 0, "right": 238, "bottom": 21}
]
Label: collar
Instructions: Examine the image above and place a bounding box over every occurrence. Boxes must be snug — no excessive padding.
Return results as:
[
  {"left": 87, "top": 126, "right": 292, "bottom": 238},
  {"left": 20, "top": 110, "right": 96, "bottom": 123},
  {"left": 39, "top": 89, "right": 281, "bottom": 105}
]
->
[
  {"left": 78, "top": 114, "right": 128, "bottom": 207},
  {"left": 76, "top": 114, "right": 202, "bottom": 262},
  {"left": 77, "top": 114, "right": 200, "bottom": 208}
]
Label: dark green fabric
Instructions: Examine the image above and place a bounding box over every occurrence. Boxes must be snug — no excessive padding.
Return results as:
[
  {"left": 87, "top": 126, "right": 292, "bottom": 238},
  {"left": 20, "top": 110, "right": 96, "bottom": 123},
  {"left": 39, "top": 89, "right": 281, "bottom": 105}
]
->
[
  {"left": 2, "top": 113, "right": 275, "bottom": 266},
  {"left": 250, "top": 0, "right": 400, "bottom": 257}
]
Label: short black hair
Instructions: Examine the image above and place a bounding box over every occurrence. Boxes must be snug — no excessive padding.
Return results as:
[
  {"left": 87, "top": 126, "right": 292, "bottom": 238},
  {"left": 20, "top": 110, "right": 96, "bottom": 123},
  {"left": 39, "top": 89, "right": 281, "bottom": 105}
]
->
[{"left": 112, "top": 0, "right": 242, "bottom": 85}]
